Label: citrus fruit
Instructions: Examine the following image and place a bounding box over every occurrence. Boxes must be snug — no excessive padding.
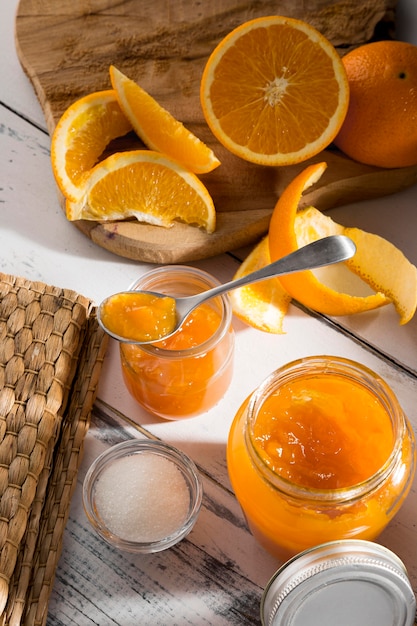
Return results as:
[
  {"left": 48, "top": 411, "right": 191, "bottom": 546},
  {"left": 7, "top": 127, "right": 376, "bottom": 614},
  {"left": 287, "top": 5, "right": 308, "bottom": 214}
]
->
[
  {"left": 333, "top": 40, "right": 417, "bottom": 168},
  {"left": 229, "top": 236, "right": 291, "bottom": 333},
  {"left": 200, "top": 16, "right": 349, "bottom": 166},
  {"left": 110, "top": 65, "right": 220, "bottom": 174},
  {"left": 268, "top": 162, "right": 417, "bottom": 323},
  {"left": 51, "top": 90, "right": 132, "bottom": 202},
  {"left": 66, "top": 150, "right": 216, "bottom": 232}
]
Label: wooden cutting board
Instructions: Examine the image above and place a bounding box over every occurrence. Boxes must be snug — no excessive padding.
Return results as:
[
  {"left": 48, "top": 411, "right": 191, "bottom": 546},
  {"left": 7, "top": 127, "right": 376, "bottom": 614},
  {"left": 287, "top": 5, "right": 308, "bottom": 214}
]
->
[{"left": 15, "top": 0, "right": 417, "bottom": 264}]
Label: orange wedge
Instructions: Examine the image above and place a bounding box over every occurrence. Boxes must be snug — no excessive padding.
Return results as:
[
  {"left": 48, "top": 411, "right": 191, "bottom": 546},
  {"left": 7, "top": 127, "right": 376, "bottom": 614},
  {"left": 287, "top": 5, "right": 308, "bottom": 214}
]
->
[
  {"left": 200, "top": 16, "right": 349, "bottom": 166},
  {"left": 66, "top": 150, "right": 216, "bottom": 231},
  {"left": 51, "top": 90, "right": 132, "bottom": 202},
  {"left": 268, "top": 162, "right": 417, "bottom": 323},
  {"left": 229, "top": 236, "right": 291, "bottom": 333},
  {"left": 110, "top": 65, "right": 220, "bottom": 174}
]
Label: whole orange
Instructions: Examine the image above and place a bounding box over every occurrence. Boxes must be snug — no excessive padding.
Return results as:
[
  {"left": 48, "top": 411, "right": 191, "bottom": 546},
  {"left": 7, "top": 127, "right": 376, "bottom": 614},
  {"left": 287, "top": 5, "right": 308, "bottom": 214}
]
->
[{"left": 333, "top": 40, "right": 417, "bottom": 168}]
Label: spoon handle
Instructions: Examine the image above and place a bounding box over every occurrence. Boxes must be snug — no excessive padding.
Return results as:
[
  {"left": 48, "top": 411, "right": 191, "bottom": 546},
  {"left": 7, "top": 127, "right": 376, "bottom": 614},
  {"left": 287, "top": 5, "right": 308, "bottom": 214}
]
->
[{"left": 187, "top": 235, "right": 356, "bottom": 306}]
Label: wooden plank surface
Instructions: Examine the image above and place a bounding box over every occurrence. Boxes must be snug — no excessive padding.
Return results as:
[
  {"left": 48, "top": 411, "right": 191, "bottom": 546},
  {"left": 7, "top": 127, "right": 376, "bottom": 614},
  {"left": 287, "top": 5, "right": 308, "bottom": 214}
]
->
[
  {"left": 3, "top": 1, "right": 417, "bottom": 623},
  {"left": 15, "top": 0, "right": 417, "bottom": 263}
]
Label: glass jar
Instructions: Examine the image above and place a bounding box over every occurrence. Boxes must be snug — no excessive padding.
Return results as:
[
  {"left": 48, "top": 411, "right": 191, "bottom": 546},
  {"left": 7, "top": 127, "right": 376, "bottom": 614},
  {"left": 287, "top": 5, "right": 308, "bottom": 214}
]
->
[
  {"left": 227, "top": 356, "right": 416, "bottom": 561},
  {"left": 120, "top": 266, "right": 235, "bottom": 419}
]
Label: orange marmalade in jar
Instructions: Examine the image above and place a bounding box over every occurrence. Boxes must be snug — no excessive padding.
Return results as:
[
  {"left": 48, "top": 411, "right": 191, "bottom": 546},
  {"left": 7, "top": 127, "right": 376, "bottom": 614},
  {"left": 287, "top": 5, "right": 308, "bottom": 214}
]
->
[
  {"left": 120, "top": 266, "right": 234, "bottom": 420},
  {"left": 227, "top": 356, "right": 416, "bottom": 561}
]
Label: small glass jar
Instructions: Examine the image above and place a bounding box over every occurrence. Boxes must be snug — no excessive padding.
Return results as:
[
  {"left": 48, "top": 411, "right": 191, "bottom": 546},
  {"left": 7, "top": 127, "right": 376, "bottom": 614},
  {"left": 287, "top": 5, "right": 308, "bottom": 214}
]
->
[
  {"left": 227, "top": 356, "right": 416, "bottom": 561},
  {"left": 119, "top": 266, "right": 235, "bottom": 419}
]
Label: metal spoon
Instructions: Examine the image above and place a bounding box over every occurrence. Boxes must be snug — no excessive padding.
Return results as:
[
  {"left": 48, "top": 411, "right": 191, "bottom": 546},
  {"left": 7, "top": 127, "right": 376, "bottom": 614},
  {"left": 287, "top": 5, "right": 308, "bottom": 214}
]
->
[{"left": 98, "top": 235, "right": 356, "bottom": 344}]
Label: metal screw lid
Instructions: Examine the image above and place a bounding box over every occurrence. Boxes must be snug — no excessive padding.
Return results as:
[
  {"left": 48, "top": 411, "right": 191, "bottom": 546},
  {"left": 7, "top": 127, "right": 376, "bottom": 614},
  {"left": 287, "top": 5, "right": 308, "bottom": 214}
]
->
[{"left": 261, "top": 540, "right": 416, "bottom": 626}]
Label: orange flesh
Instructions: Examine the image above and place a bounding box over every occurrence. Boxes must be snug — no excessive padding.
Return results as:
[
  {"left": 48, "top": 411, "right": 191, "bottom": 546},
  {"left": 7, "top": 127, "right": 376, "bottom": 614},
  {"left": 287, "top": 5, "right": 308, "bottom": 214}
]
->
[
  {"left": 252, "top": 375, "right": 394, "bottom": 489},
  {"left": 200, "top": 17, "right": 349, "bottom": 166},
  {"left": 120, "top": 304, "right": 234, "bottom": 419},
  {"left": 227, "top": 373, "right": 413, "bottom": 560},
  {"left": 64, "top": 98, "right": 131, "bottom": 185},
  {"left": 208, "top": 24, "right": 341, "bottom": 155},
  {"left": 101, "top": 292, "right": 177, "bottom": 342}
]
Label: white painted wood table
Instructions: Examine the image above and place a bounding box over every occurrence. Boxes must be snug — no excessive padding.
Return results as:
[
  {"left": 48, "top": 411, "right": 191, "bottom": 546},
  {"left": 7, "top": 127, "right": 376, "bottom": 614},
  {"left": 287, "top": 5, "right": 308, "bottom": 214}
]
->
[{"left": 1, "top": 1, "right": 417, "bottom": 623}]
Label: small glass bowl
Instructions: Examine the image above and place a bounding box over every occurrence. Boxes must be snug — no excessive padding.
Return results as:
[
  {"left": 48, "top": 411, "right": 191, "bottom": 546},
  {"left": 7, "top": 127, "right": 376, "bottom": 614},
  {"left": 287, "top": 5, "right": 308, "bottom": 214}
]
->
[{"left": 83, "top": 439, "right": 203, "bottom": 553}]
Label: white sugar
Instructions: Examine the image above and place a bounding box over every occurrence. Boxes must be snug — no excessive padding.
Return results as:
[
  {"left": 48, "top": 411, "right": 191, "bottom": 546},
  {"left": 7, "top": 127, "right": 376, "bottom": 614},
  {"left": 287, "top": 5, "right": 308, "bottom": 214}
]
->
[{"left": 94, "top": 452, "right": 191, "bottom": 543}]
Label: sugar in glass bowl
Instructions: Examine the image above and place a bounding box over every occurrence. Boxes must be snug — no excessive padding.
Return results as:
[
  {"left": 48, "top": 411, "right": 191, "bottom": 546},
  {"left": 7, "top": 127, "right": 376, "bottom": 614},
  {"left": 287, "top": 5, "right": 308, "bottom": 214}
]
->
[{"left": 83, "top": 439, "right": 203, "bottom": 553}]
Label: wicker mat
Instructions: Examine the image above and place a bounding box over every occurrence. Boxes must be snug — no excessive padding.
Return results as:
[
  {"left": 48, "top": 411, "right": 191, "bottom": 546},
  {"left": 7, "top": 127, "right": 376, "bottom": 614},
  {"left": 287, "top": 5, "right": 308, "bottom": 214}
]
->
[{"left": 0, "top": 272, "right": 108, "bottom": 626}]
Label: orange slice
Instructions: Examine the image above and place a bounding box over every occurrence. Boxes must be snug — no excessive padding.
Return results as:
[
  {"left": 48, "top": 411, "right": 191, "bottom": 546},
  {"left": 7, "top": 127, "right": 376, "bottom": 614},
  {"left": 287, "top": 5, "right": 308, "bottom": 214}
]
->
[
  {"left": 66, "top": 150, "right": 216, "bottom": 232},
  {"left": 110, "top": 65, "right": 220, "bottom": 174},
  {"left": 200, "top": 16, "right": 349, "bottom": 166},
  {"left": 51, "top": 90, "right": 132, "bottom": 202},
  {"left": 268, "top": 162, "right": 417, "bottom": 323},
  {"left": 229, "top": 236, "right": 291, "bottom": 333}
]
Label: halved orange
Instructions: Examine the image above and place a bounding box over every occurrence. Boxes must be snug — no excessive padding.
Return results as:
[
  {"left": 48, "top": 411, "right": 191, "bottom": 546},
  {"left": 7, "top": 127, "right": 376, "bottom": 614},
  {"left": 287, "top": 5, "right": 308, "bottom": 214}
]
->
[
  {"left": 110, "top": 65, "right": 221, "bottom": 174},
  {"left": 200, "top": 16, "right": 349, "bottom": 166},
  {"left": 268, "top": 162, "right": 417, "bottom": 323},
  {"left": 51, "top": 90, "right": 132, "bottom": 201},
  {"left": 66, "top": 150, "right": 216, "bottom": 232},
  {"left": 229, "top": 236, "right": 291, "bottom": 333}
]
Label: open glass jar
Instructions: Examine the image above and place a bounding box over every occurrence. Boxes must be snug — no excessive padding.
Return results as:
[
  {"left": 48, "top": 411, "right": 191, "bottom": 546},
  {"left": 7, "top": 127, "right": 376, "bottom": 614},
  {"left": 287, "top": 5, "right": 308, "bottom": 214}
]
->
[
  {"left": 119, "top": 266, "right": 234, "bottom": 419},
  {"left": 227, "top": 356, "right": 416, "bottom": 561}
]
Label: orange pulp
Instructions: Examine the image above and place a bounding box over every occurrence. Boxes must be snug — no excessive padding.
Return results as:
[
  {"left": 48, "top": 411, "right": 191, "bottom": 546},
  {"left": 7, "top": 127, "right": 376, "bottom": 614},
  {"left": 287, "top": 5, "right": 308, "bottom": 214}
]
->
[
  {"left": 101, "top": 291, "right": 177, "bottom": 343},
  {"left": 253, "top": 375, "right": 394, "bottom": 489},
  {"left": 120, "top": 303, "right": 234, "bottom": 419},
  {"left": 227, "top": 368, "right": 414, "bottom": 560}
]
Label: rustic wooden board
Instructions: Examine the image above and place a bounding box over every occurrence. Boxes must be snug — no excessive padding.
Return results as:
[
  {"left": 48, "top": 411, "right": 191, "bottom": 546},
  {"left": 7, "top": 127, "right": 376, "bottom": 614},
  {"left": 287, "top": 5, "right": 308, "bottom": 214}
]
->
[{"left": 15, "top": 0, "right": 417, "bottom": 263}]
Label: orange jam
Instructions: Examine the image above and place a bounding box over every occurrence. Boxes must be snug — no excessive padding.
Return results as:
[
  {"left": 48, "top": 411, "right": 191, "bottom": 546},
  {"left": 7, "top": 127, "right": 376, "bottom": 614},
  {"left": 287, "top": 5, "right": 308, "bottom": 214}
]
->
[
  {"left": 254, "top": 376, "right": 394, "bottom": 490},
  {"left": 100, "top": 291, "right": 176, "bottom": 342},
  {"left": 227, "top": 357, "right": 416, "bottom": 561},
  {"left": 119, "top": 266, "right": 234, "bottom": 420}
]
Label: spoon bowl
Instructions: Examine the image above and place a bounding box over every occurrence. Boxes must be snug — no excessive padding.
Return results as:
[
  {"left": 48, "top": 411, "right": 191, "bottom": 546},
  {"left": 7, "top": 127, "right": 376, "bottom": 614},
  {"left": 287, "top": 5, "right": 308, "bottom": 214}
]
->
[{"left": 98, "top": 235, "right": 356, "bottom": 344}]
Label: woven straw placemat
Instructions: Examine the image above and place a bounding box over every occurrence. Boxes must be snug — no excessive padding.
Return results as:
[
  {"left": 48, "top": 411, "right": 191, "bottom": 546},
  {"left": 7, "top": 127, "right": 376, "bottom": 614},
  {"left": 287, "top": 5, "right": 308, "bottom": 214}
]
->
[{"left": 0, "top": 272, "right": 108, "bottom": 626}]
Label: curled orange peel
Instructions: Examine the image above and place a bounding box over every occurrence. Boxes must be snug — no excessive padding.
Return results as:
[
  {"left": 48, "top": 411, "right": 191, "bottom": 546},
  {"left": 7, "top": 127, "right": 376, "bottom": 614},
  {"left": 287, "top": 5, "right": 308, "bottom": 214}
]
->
[{"left": 268, "top": 162, "right": 417, "bottom": 323}]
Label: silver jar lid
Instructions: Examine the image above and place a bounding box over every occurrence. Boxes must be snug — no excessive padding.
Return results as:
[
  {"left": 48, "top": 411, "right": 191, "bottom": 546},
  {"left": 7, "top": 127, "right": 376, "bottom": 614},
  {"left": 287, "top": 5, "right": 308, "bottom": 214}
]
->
[{"left": 261, "top": 540, "right": 416, "bottom": 626}]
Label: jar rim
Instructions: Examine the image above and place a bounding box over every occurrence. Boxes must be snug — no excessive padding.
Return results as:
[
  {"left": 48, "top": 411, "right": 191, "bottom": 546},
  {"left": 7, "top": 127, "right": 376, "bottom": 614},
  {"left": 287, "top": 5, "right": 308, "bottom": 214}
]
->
[
  {"left": 127, "top": 265, "right": 233, "bottom": 357},
  {"left": 245, "top": 355, "right": 405, "bottom": 503}
]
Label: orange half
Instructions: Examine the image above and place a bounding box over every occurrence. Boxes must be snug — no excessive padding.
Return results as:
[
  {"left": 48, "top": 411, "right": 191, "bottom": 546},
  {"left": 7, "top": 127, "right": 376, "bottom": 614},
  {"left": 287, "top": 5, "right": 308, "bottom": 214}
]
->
[{"left": 200, "top": 16, "right": 349, "bottom": 166}]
